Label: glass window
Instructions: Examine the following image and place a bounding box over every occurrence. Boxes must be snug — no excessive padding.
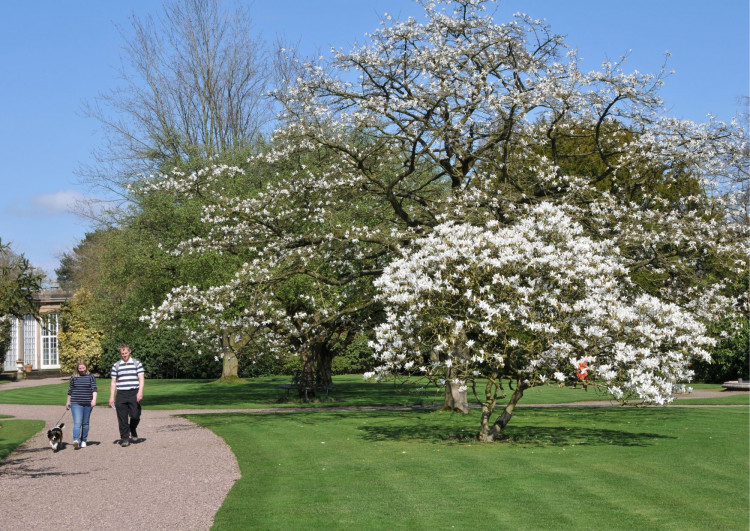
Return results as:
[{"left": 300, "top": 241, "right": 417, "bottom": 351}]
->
[
  {"left": 2, "top": 318, "right": 19, "bottom": 371},
  {"left": 23, "top": 314, "right": 36, "bottom": 368},
  {"left": 41, "top": 313, "right": 59, "bottom": 368}
]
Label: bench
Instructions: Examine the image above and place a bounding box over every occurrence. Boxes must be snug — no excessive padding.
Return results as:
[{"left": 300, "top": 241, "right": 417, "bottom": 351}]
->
[
  {"left": 721, "top": 379, "right": 750, "bottom": 391},
  {"left": 279, "top": 372, "right": 334, "bottom": 400}
]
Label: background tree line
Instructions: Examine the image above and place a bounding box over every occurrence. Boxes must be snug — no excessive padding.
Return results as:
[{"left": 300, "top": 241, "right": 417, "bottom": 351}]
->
[{"left": 51, "top": 0, "right": 747, "bottom": 394}]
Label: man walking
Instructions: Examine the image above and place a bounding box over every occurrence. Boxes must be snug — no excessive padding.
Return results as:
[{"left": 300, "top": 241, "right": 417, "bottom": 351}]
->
[{"left": 109, "top": 343, "right": 145, "bottom": 447}]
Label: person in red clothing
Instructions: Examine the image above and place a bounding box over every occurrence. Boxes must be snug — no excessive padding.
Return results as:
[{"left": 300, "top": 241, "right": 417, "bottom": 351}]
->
[{"left": 576, "top": 361, "right": 588, "bottom": 381}]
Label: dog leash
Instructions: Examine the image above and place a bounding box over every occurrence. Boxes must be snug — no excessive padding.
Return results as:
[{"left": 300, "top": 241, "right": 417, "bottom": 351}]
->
[{"left": 53, "top": 407, "right": 68, "bottom": 426}]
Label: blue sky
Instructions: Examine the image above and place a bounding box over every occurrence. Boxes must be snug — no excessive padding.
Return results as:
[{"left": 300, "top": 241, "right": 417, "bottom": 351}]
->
[{"left": 1, "top": 0, "right": 747, "bottom": 279}]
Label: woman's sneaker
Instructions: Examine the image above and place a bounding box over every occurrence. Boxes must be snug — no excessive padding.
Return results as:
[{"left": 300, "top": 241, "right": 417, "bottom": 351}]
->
[
  {"left": 80, "top": 441, "right": 87, "bottom": 448},
  {"left": 73, "top": 440, "right": 80, "bottom": 449}
]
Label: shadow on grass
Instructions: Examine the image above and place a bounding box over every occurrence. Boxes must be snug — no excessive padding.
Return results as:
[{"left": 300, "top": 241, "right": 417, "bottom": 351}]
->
[
  {"left": 188, "top": 405, "right": 682, "bottom": 447},
  {"left": 500, "top": 426, "right": 673, "bottom": 446},
  {"left": 143, "top": 380, "right": 283, "bottom": 408},
  {"left": 353, "top": 407, "right": 678, "bottom": 447},
  {"left": 142, "top": 378, "right": 442, "bottom": 409},
  {"left": 357, "top": 422, "right": 673, "bottom": 447}
]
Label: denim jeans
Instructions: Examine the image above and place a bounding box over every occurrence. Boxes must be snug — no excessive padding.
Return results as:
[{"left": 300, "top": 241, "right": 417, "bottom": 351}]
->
[{"left": 70, "top": 403, "right": 93, "bottom": 442}]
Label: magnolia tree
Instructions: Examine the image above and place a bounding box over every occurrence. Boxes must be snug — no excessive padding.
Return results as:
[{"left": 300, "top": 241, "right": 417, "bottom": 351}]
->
[
  {"left": 144, "top": 277, "right": 270, "bottom": 380},
  {"left": 142, "top": 160, "right": 387, "bottom": 386},
  {"left": 269, "top": 0, "right": 747, "bottom": 402},
  {"left": 369, "top": 203, "right": 715, "bottom": 441},
  {"left": 141, "top": 0, "right": 747, "bottom": 400}
]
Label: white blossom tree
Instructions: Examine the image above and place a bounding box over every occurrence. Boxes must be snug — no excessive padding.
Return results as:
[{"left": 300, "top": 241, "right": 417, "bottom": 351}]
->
[
  {"left": 143, "top": 155, "right": 387, "bottom": 387},
  {"left": 142, "top": 0, "right": 747, "bottom": 402},
  {"left": 369, "top": 203, "right": 717, "bottom": 441}
]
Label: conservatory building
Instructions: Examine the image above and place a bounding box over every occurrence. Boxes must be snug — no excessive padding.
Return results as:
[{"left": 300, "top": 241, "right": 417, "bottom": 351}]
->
[{"left": 2, "top": 288, "right": 70, "bottom": 374}]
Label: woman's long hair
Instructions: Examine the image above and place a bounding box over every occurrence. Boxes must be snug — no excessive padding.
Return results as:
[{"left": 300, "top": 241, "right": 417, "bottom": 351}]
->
[{"left": 72, "top": 359, "right": 89, "bottom": 377}]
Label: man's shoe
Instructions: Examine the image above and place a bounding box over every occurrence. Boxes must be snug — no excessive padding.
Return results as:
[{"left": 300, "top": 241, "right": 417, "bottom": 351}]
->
[
  {"left": 130, "top": 428, "right": 138, "bottom": 439},
  {"left": 120, "top": 439, "right": 130, "bottom": 447},
  {"left": 73, "top": 440, "right": 80, "bottom": 450},
  {"left": 80, "top": 441, "right": 87, "bottom": 448}
]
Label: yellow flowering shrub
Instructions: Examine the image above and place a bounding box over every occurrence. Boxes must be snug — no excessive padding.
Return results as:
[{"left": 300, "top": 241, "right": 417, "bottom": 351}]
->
[{"left": 58, "top": 290, "right": 103, "bottom": 374}]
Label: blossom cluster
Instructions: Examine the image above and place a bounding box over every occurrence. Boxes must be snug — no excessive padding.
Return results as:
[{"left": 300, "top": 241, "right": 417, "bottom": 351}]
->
[
  {"left": 370, "top": 203, "right": 714, "bottom": 405},
  {"left": 137, "top": 0, "right": 747, "bottom": 392}
]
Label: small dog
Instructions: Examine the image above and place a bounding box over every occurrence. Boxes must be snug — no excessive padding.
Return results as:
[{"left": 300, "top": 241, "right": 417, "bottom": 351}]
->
[{"left": 47, "top": 422, "right": 65, "bottom": 452}]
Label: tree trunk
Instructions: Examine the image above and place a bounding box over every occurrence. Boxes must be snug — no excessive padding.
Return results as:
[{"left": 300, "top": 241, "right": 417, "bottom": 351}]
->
[
  {"left": 220, "top": 349, "right": 239, "bottom": 380},
  {"left": 298, "top": 345, "right": 317, "bottom": 399},
  {"left": 478, "top": 378, "right": 499, "bottom": 439},
  {"left": 479, "top": 401, "right": 493, "bottom": 439},
  {"left": 316, "top": 343, "right": 334, "bottom": 387},
  {"left": 216, "top": 331, "right": 240, "bottom": 382},
  {"left": 480, "top": 385, "right": 525, "bottom": 442},
  {"left": 442, "top": 376, "right": 469, "bottom": 413},
  {"left": 441, "top": 333, "right": 470, "bottom": 413}
]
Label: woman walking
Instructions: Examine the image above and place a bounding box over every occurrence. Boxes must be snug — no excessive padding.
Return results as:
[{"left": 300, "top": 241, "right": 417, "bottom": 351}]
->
[{"left": 65, "top": 359, "right": 97, "bottom": 449}]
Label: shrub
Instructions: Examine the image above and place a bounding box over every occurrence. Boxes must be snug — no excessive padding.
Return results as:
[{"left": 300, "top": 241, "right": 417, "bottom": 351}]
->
[
  {"left": 239, "top": 347, "right": 299, "bottom": 378},
  {"left": 331, "top": 333, "right": 377, "bottom": 375},
  {"left": 692, "top": 321, "right": 749, "bottom": 383},
  {"left": 100, "top": 329, "right": 222, "bottom": 379},
  {"left": 58, "top": 290, "right": 103, "bottom": 374}
]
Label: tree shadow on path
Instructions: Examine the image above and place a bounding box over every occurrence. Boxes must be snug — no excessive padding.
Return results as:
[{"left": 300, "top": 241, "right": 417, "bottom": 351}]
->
[{"left": 0, "top": 448, "right": 89, "bottom": 479}]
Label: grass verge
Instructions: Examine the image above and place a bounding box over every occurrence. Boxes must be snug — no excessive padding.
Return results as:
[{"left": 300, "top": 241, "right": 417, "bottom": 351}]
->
[
  {"left": 0, "top": 377, "right": 746, "bottom": 408},
  {"left": 0, "top": 418, "right": 45, "bottom": 461},
  {"left": 188, "top": 406, "right": 749, "bottom": 530},
  {"left": 0, "top": 378, "right": 747, "bottom": 528}
]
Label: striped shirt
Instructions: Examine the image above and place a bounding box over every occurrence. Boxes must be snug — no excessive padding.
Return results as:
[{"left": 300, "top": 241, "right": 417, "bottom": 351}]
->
[
  {"left": 111, "top": 358, "right": 144, "bottom": 391},
  {"left": 68, "top": 374, "right": 97, "bottom": 405}
]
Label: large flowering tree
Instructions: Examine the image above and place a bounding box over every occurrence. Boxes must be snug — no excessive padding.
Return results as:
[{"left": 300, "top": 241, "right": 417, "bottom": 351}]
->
[
  {"left": 142, "top": 0, "right": 747, "bottom": 402},
  {"left": 370, "top": 203, "right": 716, "bottom": 441},
  {"left": 143, "top": 154, "right": 389, "bottom": 386}
]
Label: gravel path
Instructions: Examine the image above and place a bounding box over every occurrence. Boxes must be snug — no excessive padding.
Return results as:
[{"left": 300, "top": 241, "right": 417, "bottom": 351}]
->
[
  {"left": 0, "top": 378, "right": 745, "bottom": 530},
  {"left": 0, "top": 380, "right": 241, "bottom": 531}
]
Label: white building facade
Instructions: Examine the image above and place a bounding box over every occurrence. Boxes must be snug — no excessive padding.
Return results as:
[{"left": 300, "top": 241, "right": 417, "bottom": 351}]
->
[{"left": 2, "top": 289, "right": 68, "bottom": 373}]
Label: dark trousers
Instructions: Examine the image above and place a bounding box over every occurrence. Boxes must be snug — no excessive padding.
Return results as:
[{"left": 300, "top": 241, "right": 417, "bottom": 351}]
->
[{"left": 115, "top": 389, "right": 141, "bottom": 439}]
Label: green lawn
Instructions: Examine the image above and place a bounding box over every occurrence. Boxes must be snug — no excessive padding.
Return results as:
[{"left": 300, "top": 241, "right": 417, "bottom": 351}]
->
[
  {"left": 189, "top": 406, "right": 749, "bottom": 530},
  {"left": 1, "top": 377, "right": 747, "bottom": 529},
  {"left": 0, "top": 376, "right": 746, "bottom": 408},
  {"left": 0, "top": 417, "right": 45, "bottom": 461}
]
